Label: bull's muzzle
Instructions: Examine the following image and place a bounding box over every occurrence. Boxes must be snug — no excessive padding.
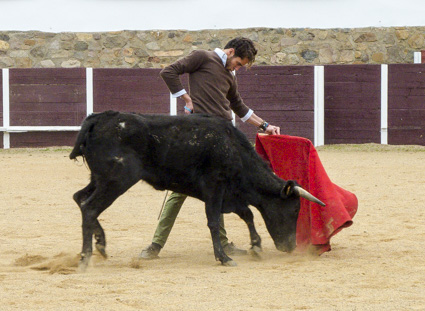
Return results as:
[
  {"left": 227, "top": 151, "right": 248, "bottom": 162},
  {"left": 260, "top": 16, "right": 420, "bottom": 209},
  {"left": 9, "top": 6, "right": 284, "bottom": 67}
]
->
[{"left": 275, "top": 239, "right": 297, "bottom": 253}]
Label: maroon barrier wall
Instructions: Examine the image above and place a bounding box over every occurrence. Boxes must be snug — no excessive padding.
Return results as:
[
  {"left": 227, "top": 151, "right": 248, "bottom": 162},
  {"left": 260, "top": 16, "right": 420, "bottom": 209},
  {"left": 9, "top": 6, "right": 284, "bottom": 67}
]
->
[
  {"left": 93, "top": 69, "right": 169, "bottom": 114},
  {"left": 8, "top": 68, "right": 86, "bottom": 147},
  {"left": 9, "top": 68, "right": 86, "bottom": 126},
  {"left": 0, "top": 70, "right": 3, "bottom": 148},
  {"left": 237, "top": 66, "right": 315, "bottom": 142},
  {"left": 9, "top": 132, "right": 79, "bottom": 148},
  {"left": 0, "top": 70, "right": 2, "bottom": 125},
  {"left": 388, "top": 64, "right": 425, "bottom": 145},
  {"left": 1, "top": 65, "right": 425, "bottom": 148},
  {"left": 324, "top": 65, "right": 381, "bottom": 144}
]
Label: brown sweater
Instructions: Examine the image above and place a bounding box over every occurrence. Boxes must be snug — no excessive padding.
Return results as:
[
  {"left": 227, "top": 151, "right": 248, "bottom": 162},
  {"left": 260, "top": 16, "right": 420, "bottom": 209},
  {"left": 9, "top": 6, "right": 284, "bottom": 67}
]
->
[{"left": 160, "top": 49, "right": 251, "bottom": 121}]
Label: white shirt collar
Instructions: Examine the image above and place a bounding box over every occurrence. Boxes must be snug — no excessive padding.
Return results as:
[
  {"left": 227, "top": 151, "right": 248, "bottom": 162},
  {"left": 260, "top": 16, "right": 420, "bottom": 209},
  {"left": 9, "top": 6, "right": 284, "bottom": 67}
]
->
[{"left": 214, "top": 48, "right": 227, "bottom": 67}]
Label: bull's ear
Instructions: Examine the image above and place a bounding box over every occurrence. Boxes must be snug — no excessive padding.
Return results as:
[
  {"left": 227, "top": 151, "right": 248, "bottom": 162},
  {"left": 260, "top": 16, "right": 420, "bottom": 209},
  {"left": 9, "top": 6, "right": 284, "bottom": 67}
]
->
[
  {"left": 281, "top": 181, "right": 326, "bottom": 206},
  {"left": 280, "top": 181, "right": 297, "bottom": 199}
]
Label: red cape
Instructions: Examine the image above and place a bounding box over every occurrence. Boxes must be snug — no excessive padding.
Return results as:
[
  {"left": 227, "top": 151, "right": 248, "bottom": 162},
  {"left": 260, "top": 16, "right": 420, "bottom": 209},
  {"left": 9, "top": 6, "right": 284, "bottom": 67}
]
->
[{"left": 255, "top": 134, "right": 358, "bottom": 254}]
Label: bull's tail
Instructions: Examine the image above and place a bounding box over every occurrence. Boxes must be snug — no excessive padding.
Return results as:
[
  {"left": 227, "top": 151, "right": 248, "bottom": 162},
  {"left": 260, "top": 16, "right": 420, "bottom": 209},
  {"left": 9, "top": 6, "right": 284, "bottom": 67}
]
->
[{"left": 69, "top": 112, "right": 103, "bottom": 160}]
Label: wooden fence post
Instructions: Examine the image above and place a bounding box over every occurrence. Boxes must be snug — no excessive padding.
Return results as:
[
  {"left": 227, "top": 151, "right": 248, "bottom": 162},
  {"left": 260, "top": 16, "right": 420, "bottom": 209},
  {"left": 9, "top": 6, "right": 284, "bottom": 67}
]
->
[
  {"left": 170, "top": 93, "right": 177, "bottom": 116},
  {"left": 314, "top": 66, "right": 324, "bottom": 146},
  {"left": 381, "top": 64, "right": 388, "bottom": 145},
  {"left": 86, "top": 68, "right": 93, "bottom": 116},
  {"left": 2, "top": 68, "right": 10, "bottom": 149}
]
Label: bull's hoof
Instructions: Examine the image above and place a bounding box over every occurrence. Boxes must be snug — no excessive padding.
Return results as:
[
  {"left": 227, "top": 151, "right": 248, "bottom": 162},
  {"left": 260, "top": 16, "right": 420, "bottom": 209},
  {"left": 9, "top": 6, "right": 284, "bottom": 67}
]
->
[
  {"left": 249, "top": 246, "right": 262, "bottom": 260},
  {"left": 222, "top": 260, "right": 237, "bottom": 267},
  {"left": 77, "top": 260, "right": 89, "bottom": 273},
  {"left": 95, "top": 244, "right": 108, "bottom": 258},
  {"left": 77, "top": 254, "right": 90, "bottom": 273}
]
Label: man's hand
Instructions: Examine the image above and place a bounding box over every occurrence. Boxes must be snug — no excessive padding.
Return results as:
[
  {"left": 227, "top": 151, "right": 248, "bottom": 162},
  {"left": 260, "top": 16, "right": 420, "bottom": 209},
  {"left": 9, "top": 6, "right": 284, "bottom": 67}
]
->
[
  {"left": 265, "top": 124, "right": 280, "bottom": 135},
  {"left": 181, "top": 94, "right": 194, "bottom": 115}
]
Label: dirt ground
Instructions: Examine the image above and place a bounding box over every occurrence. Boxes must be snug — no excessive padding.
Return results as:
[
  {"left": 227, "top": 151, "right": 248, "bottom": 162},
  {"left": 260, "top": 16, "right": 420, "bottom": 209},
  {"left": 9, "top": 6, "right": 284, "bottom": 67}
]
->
[{"left": 1, "top": 144, "right": 425, "bottom": 310}]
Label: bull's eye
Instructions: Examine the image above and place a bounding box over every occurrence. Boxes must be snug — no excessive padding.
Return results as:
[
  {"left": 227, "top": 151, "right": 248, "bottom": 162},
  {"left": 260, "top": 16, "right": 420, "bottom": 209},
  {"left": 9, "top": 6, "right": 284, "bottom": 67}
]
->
[{"left": 286, "top": 185, "right": 291, "bottom": 196}]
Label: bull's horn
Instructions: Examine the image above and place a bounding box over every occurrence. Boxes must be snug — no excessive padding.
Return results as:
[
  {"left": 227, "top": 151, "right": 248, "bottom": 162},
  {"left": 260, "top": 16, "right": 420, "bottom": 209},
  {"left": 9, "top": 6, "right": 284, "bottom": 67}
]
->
[{"left": 294, "top": 186, "right": 326, "bottom": 206}]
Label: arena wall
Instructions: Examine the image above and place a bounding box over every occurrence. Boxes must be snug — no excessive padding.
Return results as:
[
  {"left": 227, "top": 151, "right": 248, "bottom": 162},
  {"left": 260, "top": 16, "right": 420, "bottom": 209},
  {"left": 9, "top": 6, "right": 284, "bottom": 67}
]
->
[
  {"left": 1, "top": 27, "right": 425, "bottom": 148},
  {"left": 1, "top": 64, "right": 425, "bottom": 148}
]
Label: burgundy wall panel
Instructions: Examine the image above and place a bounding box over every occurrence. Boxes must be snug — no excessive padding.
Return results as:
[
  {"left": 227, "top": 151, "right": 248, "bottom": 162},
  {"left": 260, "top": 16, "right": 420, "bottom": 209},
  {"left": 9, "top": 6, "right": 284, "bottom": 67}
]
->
[
  {"left": 9, "top": 68, "right": 86, "bottom": 126},
  {"left": 0, "top": 70, "right": 2, "bottom": 148},
  {"left": 236, "top": 66, "right": 315, "bottom": 142},
  {"left": 325, "top": 65, "right": 381, "bottom": 144},
  {"left": 10, "top": 131, "right": 78, "bottom": 148},
  {"left": 0, "top": 70, "right": 3, "bottom": 127},
  {"left": 2, "top": 66, "right": 425, "bottom": 148},
  {"left": 93, "top": 69, "right": 170, "bottom": 114},
  {"left": 388, "top": 64, "right": 425, "bottom": 145}
]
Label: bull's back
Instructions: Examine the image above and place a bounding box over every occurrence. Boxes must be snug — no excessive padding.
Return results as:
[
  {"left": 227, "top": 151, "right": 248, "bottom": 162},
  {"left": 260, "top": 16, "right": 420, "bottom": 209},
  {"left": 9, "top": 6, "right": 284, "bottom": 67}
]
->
[{"left": 71, "top": 111, "right": 256, "bottom": 195}]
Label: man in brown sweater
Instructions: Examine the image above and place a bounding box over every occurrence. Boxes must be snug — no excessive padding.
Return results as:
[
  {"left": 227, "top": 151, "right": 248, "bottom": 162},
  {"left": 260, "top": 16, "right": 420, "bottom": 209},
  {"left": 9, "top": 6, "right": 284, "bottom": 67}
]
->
[{"left": 140, "top": 37, "right": 280, "bottom": 260}]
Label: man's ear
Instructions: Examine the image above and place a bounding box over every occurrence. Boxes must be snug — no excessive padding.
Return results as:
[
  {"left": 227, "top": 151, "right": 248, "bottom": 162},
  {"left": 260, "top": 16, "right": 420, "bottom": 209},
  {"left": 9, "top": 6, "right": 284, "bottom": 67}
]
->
[{"left": 228, "top": 48, "right": 235, "bottom": 57}]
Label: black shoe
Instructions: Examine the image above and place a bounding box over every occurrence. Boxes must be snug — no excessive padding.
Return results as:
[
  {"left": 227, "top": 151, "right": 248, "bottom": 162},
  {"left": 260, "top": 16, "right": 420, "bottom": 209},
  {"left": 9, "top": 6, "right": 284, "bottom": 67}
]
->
[
  {"left": 223, "top": 242, "right": 247, "bottom": 256},
  {"left": 139, "top": 243, "right": 162, "bottom": 259}
]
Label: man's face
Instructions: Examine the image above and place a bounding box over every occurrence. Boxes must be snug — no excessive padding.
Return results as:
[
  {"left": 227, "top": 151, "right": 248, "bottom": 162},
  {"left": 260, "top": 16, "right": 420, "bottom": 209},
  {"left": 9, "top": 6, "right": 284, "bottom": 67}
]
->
[{"left": 226, "top": 56, "right": 249, "bottom": 71}]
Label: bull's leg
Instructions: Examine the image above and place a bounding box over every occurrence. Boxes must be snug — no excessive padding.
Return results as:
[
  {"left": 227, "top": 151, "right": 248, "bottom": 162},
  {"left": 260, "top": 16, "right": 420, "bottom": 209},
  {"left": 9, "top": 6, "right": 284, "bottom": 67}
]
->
[
  {"left": 233, "top": 206, "right": 262, "bottom": 250},
  {"left": 75, "top": 155, "right": 142, "bottom": 272},
  {"left": 78, "top": 183, "right": 123, "bottom": 271},
  {"left": 233, "top": 206, "right": 262, "bottom": 259},
  {"left": 204, "top": 187, "right": 236, "bottom": 266},
  {"left": 93, "top": 220, "right": 107, "bottom": 258},
  {"left": 73, "top": 181, "right": 107, "bottom": 259},
  {"left": 79, "top": 201, "right": 100, "bottom": 271},
  {"left": 78, "top": 178, "right": 139, "bottom": 271},
  {"left": 206, "top": 208, "right": 235, "bottom": 266},
  {"left": 73, "top": 180, "right": 95, "bottom": 207}
]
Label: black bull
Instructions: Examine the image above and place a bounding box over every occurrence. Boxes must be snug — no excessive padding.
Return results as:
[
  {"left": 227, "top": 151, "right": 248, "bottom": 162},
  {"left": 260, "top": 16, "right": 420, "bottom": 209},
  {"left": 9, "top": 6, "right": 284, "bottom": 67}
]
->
[{"left": 70, "top": 111, "right": 325, "bottom": 270}]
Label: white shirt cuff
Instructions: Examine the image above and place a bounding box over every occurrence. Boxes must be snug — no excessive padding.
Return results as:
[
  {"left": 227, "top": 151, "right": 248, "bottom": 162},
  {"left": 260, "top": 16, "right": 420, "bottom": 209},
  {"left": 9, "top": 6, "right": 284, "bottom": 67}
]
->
[
  {"left": 240, "top": 109, "right": 253, "bottom": 122},
  {"left": 172, "top": 89, "right": 187, "bottom": 98}
]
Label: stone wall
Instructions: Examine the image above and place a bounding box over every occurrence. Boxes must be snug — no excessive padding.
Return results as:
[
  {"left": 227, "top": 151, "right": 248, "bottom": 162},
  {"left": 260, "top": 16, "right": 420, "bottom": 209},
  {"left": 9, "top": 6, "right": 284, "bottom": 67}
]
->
[{"left": 0, "top": 27, "right": 424, "bottom": 68}]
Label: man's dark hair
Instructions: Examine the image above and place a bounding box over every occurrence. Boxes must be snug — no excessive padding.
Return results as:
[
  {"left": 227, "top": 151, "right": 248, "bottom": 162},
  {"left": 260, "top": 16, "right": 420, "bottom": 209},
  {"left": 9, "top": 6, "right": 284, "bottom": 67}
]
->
[{"left": 224, "top": 37, "right": 257, "bottom": 67}]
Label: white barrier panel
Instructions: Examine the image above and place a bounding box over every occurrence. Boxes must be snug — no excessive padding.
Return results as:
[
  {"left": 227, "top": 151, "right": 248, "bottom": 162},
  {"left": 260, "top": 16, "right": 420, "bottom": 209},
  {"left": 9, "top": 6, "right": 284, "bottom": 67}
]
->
[
  {"left": 170, "top": 93, "right": 177, "bottom": 116},
  {"left": 314, "top": 66, "right": 325, "bottom": 147},
  {"left": 381, "top": 64, "right": 388, "bottom": 145},
  {"left": 5, "top": 126, "right": 81, "bottom": 132},
  {"left": 86, "top": 68, "right": 93, "bottom": 116},
  {"left": 2, "top": 68, "right": 10, "bottom": 149},
  {"left": 414, "top": 52, "right": 422, "bottom": 64}
]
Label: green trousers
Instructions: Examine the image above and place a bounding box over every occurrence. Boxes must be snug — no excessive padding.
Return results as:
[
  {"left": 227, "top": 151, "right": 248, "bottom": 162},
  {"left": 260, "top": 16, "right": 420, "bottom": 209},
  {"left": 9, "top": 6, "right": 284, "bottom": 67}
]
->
[{"left": 152, "top": 192, "right": 229, "bottom": 248}]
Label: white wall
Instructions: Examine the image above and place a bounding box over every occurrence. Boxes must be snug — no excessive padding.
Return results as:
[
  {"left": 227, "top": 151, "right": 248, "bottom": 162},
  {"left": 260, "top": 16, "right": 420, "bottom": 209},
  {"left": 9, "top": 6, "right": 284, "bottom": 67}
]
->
[{"left": 0, "top": 0, "right": 424, "bottom": 32}]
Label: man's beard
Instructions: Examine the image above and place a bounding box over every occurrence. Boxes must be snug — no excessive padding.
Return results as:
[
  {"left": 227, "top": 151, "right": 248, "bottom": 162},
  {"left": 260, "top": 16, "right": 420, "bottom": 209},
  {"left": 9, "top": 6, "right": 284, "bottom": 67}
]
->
[{"left": 225, "top": 56, "right": 234, "bottom": 70}]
